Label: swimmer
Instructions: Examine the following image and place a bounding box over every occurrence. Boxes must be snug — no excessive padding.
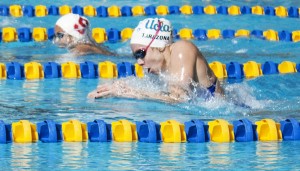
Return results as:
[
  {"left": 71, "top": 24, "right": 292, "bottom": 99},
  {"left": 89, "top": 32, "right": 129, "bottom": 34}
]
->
[
  {"left": 88, "top": 18, "right": 223, "bottom": 103},
  {"left": 53, "top": 13, "right": 115, "bottom": 56}
]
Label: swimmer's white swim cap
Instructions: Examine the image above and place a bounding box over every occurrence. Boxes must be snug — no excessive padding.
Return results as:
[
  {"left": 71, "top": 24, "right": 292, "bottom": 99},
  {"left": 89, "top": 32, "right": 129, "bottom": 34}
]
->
[
  {"left": 130, "top": 18, "right": 173, "bottom": 48},
  {"left": 56, "top": 13, "right": 90, "bottom": 40}
]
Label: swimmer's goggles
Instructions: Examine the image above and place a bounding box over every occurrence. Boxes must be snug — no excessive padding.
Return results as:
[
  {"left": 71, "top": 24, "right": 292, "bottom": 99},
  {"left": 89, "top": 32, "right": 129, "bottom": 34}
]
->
[
  {"left": 54, "top": 32, "right": 65, "bottom": 39},
  {"left": 133, "top": 20, "right": 162, "bottom": 60}
]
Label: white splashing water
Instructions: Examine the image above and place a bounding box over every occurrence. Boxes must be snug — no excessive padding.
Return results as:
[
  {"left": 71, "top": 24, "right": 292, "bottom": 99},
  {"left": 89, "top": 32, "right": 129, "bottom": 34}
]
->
[
  {"left": 232, "top": 39, "right": 238, "bottom": 44},
  {"left": 115, "top": 74, "right": 270, "bottom": 113},
  {"left": 0, "top": 17, "right": 32, "bottom": 28},
  {"left": 224, "top": 82, "right": 268, "bottom": 109},
  {"left": 236, "top": 48, "right": 248, "bottom": 54},
  {"left": 0, "top": 18, "right": 16, "bottom": 27}
]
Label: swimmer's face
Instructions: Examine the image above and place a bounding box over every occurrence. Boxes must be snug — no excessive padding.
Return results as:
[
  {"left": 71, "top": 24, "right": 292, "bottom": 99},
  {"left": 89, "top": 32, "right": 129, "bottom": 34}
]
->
[
  {"left": 131, "top": 44, "right": 164, "bottom": 74},
  {"left": 53, "top": 25, "right": 74, "bottom": 48}
]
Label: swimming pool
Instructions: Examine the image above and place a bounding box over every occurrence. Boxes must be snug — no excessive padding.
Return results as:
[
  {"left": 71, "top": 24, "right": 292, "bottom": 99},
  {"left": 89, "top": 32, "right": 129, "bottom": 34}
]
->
[{"left": 1, "top": 0, "right": 300, "bottom": 170}]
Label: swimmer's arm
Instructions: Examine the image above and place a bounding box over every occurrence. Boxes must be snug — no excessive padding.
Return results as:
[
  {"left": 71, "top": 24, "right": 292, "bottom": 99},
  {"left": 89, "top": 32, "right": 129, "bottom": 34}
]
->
[
  {"left": 132, "top": 85, "right": 189, "bottom": 103},
  {"left": 88, "top": 82, "right": 189, "bottom": 103}
]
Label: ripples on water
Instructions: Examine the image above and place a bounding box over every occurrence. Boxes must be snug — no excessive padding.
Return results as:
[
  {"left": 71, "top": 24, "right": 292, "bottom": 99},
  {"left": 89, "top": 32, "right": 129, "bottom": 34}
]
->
[{"left": 0, "top": 141, "right": 300, "bottom": 170}]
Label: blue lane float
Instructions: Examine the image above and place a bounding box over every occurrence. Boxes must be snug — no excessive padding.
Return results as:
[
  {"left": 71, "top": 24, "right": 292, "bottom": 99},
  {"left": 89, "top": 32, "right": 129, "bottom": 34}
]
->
[
  {"left": 193, "top": 29, "right": 207, "bottom": 40},
  {"left": 217, "top": 6, "right": 228, "bottom": 15},
  {"left": 226, "top": 62, "right": 244, "bottom": 79},
  {"left": 43, "top": 62, "right": 61, "bottom": 78},
  {"left": 262, "top": 61, "right": 279, "bottom": 75},
  {"left": 121, "top": 6, "right": 132, "bottom": 16},
  {"left": 17, "top": 28, "right": 32, "bottom": 42},
  {"left": 233, "top": 119, "right": 257, "bottom": 142},
  {"left": 223, "top": 29, "right": 235, "bottom": 39},
  {"left": 117, "top": 62, "right": 135, "bottom": 78},
  {"left": 107, "top": 28, "right": 121, "bottom": 43},
  {"left": 87, "top": 120, "right": 112, "bottom": 142},
  {"left": 6, "top": 62, "right": 24, "bottom": 80},
  {"left": 278, "top": 30, "right": 292, "bottom": 41},
  {"left": 48, "top": 5, "right": 59, "bottom": 15},
  {"left": 241, "top": 6, "right": 252, "bottom": 14},
  {"left": 280, "top": 118, "right": 300, "bottom": 141},
  {"left": 0, "top": 120, "right": 12, "bottom": 144},
  {"left": 37, "top": 120, "right": 62, "bottom": 143},
  {"left": 145, "top": 5, "right": 156, "bottom": 15},
  {"left": 47, "top": 28, "right": 55, "bottom": 40},
  {"left": 193, "top": 6, "right": 204, "bottom": 14},
  {"left": 288, "top": 7, "right": 299, "bottom": 18},
  {"left": 80, "top": 61, "right": 98, "bottom": 78},
  {"left": 169, "top": 6, "right": 180, "bottom": 14},
  {"left": 0, "top": 5, "right": 9, "bottom": 16},
  {"left": 23, "top": 5, "right": 35, "bottom": 17},
  {"left": 136, "top": 120, "right": 161, "bottom": 143},
  {"left": 172, "top": 29, "right": 179, "bottom": 39},
  {"left": 184, "top": 119, "right": 209, "bottom": 143},
  {"left": 96, "top": 6, "right": 108, "bottom": 17},
  {"left": 264, "top": 6, "right": 275, "bottom": 16},
  {"left": 296, "top": 63, "right": 300, "bottom": 72},
  {"left": 72, "top": 5, "right": 83, "bottom": 15},
  {"left": 251, "top": 30, "right": 264, "bottom": 39}
]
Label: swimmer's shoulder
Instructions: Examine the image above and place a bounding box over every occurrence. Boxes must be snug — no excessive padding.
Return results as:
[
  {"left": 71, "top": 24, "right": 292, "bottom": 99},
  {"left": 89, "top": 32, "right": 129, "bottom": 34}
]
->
[
  {"left": 170, "top": 40, "right": 199, "bottom": 58},
  {"left": 171, "top": 40, "right": 199, "bottom": 51}
]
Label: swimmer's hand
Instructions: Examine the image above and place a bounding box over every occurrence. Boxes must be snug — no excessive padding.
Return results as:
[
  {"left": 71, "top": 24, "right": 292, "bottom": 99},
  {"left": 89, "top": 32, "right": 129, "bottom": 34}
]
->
[
  {"left": 88, "top": 81, "right": 135, "bottom": 99},
  {"left": 88, "top": 83, "right": 114, "bottom": 98}
]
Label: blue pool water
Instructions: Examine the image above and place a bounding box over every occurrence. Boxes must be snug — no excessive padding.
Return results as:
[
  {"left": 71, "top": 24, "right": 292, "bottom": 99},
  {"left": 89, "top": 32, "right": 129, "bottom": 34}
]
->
[{"left": 1, "top": 0, "right": 300, "bottom": 170}]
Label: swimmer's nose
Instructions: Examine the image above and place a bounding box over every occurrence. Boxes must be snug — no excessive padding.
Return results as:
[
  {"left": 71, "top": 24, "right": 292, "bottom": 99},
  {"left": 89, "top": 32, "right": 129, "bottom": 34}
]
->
[{"left": 137, "top": 58, "right": 145, "bottom": 65}]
